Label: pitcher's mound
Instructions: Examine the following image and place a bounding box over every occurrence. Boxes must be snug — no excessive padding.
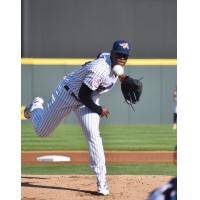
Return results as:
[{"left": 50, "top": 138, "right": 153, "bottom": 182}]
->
[{"left": 21, "top": 175, "right": 172, "bottom": 200}]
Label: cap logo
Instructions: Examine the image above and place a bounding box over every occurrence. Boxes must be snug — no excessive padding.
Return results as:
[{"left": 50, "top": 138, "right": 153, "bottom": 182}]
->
[{"left": 119, "top": 43, "right": 129, "bottom": 49}]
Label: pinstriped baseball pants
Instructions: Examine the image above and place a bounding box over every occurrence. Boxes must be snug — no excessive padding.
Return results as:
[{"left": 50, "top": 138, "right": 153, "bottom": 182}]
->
[
  {"left": 30, "top": 82, "right": 107, "bottom": 184},
  {"left": 75, "top": 106, "right": 107, "bottom": 184}
]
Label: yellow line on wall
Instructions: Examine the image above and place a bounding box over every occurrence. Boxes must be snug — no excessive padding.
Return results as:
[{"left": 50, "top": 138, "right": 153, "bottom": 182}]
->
[
  {"left": 21, "top": 58, "right": 177, "bottom": 66},
  {"left": 127, "top": 59, "right": 177, "bottom": 66},
  {"left": 21, "top": 58, "right": 93, "bottom": 65}
]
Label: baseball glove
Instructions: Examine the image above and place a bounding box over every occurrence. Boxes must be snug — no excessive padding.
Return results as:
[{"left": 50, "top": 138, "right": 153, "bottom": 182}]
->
[{"left": 121, "top": 76, "right": 143, "bottom": 110}]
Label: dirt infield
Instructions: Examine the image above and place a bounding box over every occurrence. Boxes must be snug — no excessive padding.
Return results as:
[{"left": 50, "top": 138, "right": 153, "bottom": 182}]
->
[
  {"left": 21, "top": 175, "right": 172, "bottom": 200},
  {"left": 22, "top": 151, "right": 175, "bottom": 199},
  {"left": 22, "top": 150, "right": 176, "bottom": 164}
]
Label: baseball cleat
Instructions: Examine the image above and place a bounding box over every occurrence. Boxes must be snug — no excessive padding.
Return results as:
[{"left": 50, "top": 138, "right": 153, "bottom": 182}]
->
[
  {"left": 97, "top": 182, "right": 110, "bottom": 196},
  {"left": 24, "top": 97, "right": 44, "bottom": 119},
  {"left": 24, "top": 104, "right": 32, "bottom": 119}
]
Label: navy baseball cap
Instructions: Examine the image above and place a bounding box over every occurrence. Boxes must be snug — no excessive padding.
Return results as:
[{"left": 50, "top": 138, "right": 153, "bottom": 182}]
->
[{"left": 112, "top": 40, "right": 131, "bottom": 56}]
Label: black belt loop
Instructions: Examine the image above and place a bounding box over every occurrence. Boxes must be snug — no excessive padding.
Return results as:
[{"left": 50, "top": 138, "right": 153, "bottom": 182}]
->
[
  {"left": 64, "top": 85, "right": 79, "bottom": 101},
  {"left": 64, "top": 85, "right": 70, "bottom": 91}
]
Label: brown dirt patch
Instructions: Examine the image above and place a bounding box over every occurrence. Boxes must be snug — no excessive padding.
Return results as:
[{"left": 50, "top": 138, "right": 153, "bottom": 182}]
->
[
  {"left": 21, "top": 175, "right": 172, "bottom": 200},
  {"left": 22, "top": 150, "right": 176, "bottom": 164},
  {"left": 22, "top": 151, "right": 175, "bottom": 199}
]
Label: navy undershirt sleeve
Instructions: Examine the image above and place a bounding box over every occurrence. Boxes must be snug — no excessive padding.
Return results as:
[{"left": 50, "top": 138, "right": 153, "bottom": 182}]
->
[{"left": 78, "top": 83, "right": 102, "bottom": 115}]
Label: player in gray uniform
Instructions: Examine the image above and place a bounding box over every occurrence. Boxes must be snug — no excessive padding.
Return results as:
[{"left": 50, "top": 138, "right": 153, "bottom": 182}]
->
[
  {"left": 172, "top": 86, "right": 177, "bottom": 130},
  {"left": 24, "top": 40, "right": 131, "bottom": 195}
]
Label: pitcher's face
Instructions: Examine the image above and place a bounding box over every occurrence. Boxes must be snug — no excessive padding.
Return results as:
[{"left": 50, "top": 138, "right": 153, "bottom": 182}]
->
[{"left": 111, "top": 51, "right": 128, "bottom": 67}]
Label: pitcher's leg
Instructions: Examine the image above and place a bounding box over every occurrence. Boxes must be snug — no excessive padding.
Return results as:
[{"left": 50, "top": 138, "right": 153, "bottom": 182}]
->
[
  {"left": 29, "top": 86, "right": 78, "bottom": 136},
  {"left": 75, "top": 106, "right": 107, "bottom": 184},
  {"left": 30, "top": 97, "right": 45, "bottom": 133}
]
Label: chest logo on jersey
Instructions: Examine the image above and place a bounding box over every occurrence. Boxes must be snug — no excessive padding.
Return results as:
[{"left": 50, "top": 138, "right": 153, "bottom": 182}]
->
[
  {"left": 92, "top": 77, "right": 101, "bottom": 89},
  {"left": 119, "top": 43, "right": 129, "bottom": 49}
]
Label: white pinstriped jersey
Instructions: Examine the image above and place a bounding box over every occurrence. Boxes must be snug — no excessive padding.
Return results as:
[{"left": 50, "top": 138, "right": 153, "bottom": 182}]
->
[{"left": 62, "top": 52, "right": 118, "bottom": 99}]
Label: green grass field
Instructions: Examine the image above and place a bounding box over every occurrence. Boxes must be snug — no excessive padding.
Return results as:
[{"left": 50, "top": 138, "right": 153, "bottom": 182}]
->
[
  {"left": 22, "top": 164, "right": 176, "bottom": 176},
  {"left": 22, "top": 124, "right": 176, "bottom": 151},
  {"left": 22, "top": 124, "right": 177, "bottom": 175}
]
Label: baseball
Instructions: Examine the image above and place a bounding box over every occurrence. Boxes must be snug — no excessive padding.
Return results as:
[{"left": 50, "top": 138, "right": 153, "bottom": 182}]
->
[{"left": 113, "top": 65, "right": 124, "bottom": 76}]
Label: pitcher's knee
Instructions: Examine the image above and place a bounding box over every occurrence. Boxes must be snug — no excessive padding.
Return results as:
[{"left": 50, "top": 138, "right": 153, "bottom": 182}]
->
[
  {"left": 35, "top": 127, "right": 52, "bottom": 137},
  {"left": 88, "top": 133, "right": 102, "bottom": 143}
]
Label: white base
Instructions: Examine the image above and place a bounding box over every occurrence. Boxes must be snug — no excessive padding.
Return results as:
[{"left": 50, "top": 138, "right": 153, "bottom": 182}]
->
[{"left": 36, "top": 155, "right": 71, "bottom": 162}]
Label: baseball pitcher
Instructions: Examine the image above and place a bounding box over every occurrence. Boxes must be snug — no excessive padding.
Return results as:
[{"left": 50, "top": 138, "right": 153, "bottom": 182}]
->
[{"left": 24, "top": 40, "right": 142, "bottom": 195}]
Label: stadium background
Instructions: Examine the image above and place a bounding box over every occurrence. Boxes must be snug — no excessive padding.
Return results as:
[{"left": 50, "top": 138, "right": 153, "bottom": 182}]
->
[
  {"left": 21, "top": 0, "right": 177, "bottom": 124},
  {"left": 21, "top": 1, "right": 177, "bottom": 199}
]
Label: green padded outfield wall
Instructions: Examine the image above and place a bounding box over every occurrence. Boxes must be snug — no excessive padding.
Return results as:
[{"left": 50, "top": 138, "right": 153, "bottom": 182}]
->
[{"left": 21, "top": 65, "right": 177, "bottom": 124}]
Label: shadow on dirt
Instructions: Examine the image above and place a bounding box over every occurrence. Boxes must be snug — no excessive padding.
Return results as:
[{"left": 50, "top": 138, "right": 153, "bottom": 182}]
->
[
  {"left": 21, "top": 182, "right": 99, "bottom": 195},
  {"left": 22, "top": 176, "right": 48, "bottom": 180}
]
